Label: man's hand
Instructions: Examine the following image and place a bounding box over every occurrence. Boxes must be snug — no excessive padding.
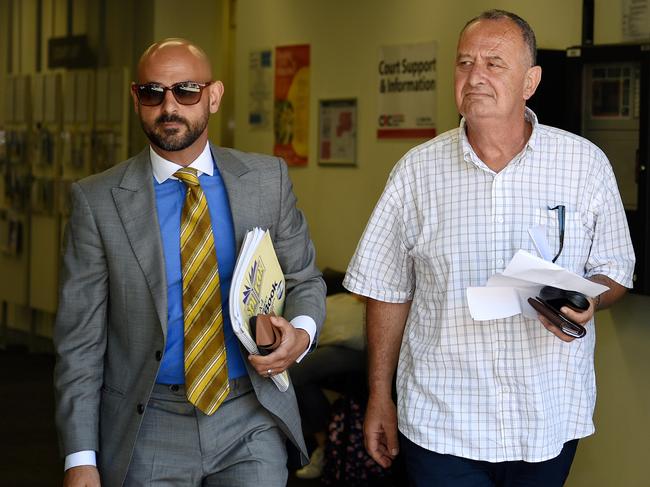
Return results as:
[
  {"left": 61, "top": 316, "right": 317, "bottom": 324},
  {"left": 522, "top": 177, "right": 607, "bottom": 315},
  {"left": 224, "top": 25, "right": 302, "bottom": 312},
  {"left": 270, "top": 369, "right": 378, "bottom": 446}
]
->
[
  {"left": 63, "top": 465, "right": 100, "bottom": 487},
  {"left": 248, "top": 316, "right": 309, "bottom": 377},
  {"left": 537, "top": 297, "right": 596, "bottom": 342},
  {"left": 364, "top": 392, "right": 399, "bottom": 468},
  {"left": 538, "top": 275, "right": 627, "bottom": 342}
]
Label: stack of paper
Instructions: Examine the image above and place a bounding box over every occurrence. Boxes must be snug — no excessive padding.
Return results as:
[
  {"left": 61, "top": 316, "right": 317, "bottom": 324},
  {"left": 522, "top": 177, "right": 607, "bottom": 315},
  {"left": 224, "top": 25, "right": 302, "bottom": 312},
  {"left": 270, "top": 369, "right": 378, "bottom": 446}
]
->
[
  {"left": 229, "top": 228, "right": 289, "bottom": 391},
  {"left": 466, "top": 250, "right": 609, "bottom": 321}
]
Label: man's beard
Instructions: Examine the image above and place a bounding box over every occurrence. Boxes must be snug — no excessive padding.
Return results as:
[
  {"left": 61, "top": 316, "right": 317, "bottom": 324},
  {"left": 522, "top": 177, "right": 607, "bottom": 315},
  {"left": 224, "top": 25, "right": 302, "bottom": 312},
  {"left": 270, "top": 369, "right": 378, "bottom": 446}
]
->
[{"left": 141, "top": 112, "right": 208, "bottom": 151}]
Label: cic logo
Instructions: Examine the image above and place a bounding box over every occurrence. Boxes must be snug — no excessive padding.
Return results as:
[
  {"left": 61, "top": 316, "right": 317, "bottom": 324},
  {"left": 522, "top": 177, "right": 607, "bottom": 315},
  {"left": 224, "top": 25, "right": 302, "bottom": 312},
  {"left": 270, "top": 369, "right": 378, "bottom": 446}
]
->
[{"left": 378, "top": 114, "right": 404, "bottom": 127}]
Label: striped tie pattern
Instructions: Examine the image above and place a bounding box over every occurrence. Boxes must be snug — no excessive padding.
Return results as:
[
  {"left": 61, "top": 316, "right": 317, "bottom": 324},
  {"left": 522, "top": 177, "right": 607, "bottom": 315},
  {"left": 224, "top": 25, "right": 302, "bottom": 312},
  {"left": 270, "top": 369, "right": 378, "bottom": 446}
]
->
[{"left": 175, "top": 167, "right": 229, "bottom": 415}]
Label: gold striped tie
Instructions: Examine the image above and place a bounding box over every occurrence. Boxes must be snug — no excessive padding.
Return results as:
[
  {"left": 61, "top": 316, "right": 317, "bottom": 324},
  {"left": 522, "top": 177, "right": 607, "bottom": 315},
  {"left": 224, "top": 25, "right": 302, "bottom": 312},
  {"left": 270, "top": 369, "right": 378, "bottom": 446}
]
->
[{"left": 175, "top": 167, "right": 229, "bottom": 415}]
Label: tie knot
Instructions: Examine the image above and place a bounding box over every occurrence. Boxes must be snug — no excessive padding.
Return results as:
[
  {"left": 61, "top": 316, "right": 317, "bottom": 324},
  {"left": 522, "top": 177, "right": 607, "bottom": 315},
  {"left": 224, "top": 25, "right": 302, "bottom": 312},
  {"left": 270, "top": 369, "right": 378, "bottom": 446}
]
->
[{"left": 174, "top": 167, "right": 200, "bottom": 186}]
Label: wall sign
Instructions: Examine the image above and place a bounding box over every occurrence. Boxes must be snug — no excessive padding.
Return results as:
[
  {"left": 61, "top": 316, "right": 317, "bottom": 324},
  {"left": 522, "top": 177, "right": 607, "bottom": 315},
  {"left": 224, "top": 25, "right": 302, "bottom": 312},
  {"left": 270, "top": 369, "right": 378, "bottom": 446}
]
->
[{"left": 377, "top": 41, "right": 437, "bottom": 139}]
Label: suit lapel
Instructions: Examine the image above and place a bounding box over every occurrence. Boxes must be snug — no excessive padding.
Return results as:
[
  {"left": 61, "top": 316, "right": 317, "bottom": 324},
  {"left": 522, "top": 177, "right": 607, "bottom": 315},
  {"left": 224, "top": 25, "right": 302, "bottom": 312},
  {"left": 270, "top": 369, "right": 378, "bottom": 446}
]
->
[
  {"left": 111, "top": 150, "right": 168, "bottom": 336},
  {"left": 210, "top": 144, "right": 258, "bottom": 248}
]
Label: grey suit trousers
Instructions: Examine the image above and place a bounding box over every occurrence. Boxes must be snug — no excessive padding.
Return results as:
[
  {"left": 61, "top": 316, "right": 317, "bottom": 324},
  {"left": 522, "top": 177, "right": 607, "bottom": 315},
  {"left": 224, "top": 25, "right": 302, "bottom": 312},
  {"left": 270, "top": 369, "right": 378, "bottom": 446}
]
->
[{"left": 124, "top": 377, "right": 288, "bottom": 486}]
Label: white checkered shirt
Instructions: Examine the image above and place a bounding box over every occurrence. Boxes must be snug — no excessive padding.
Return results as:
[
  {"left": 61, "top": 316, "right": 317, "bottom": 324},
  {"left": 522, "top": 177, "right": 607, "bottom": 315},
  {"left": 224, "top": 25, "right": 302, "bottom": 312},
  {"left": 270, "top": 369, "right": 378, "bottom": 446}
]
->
[{"left": 344, "top": 109, "right": 635, "bottom": 462}]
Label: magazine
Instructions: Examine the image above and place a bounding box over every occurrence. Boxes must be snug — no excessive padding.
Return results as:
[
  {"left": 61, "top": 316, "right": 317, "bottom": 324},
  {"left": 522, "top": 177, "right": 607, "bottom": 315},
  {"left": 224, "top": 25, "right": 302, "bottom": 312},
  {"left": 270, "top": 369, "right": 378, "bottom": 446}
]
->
[{"left": 229, "top": 227, "right": 289, "bottom": 391}]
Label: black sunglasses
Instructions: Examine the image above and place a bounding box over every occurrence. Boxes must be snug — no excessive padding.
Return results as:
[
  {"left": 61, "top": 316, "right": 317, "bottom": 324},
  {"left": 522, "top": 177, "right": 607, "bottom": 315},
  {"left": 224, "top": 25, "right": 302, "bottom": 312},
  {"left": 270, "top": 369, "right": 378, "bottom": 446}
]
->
[{"left": 132, "top": 81, "right": 213, "bottom": 106}]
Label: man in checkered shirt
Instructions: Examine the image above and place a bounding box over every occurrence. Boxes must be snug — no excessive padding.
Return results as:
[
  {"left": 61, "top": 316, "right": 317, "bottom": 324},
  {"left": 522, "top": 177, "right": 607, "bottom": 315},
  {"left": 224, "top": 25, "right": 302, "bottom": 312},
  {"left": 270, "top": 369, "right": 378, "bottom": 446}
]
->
[{"left": 344, "top": 10, "right": 635, "bottom": 487}]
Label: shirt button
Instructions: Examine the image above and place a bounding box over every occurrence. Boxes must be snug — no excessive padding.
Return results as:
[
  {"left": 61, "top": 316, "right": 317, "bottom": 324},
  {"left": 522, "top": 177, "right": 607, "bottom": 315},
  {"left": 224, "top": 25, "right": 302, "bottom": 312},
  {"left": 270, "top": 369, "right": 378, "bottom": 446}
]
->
[
  {"left": 155, "top": 350, "right": 162, "bottom": 361},
  {"left": 497, "top": 259, "right": 504, "bottom": 266},
  {"left": 137, "top": 403, "right": 145, "bottom": 414},
  {"left": 496, "top": 216, "right": 504, "bottom": 223}
]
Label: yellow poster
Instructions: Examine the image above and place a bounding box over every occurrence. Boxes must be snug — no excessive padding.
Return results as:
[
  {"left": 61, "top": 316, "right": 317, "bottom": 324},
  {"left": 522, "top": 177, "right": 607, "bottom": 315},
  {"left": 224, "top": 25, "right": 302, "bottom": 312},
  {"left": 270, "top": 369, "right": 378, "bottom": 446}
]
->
[{"left": 274, "top": 44, "right": 310, "bottom": 166}]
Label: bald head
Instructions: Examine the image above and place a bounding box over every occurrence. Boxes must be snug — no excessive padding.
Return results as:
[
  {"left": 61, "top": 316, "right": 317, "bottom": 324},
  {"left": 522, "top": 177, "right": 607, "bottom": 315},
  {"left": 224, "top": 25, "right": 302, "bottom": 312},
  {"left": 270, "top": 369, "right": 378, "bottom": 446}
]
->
[
  {"left": 131, "top": 38, "right": 224, "bottom": 164},
  {"left": 460, "top": 10, "right": 537, "bottom": 66},
  {"left": 137, "top": 38, "right": 213, "bottom": 83}
]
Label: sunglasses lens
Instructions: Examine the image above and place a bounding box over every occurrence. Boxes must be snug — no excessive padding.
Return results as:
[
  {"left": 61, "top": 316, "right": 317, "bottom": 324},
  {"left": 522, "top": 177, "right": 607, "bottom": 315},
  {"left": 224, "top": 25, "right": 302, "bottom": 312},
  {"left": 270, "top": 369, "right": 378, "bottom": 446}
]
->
[
  {"left": 172, "top": 82, "right": 203, "bottom": 105},
  {"left": 135, "top": 82, "right": 208, "bottom": 106},
  {"left": 137, "top": 84, "right": 165, "bottom": 106}
]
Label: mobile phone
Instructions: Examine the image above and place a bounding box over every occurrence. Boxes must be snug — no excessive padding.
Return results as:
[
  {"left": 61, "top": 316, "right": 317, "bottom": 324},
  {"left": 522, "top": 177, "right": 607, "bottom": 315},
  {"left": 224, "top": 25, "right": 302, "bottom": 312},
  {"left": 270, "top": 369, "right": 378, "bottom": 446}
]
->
[{"left": 249, "top": 314, "right": 282, "bottom": 355}]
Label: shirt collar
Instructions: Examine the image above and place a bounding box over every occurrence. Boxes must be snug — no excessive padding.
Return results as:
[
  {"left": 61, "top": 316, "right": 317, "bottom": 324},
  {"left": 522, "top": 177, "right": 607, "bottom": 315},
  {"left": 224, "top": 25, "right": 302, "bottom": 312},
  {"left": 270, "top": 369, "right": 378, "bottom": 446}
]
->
[
  {"left": 523, "top": 107, "right": 539, "bottom": 151},
  {"left": 150, "top": 142, "right": 214, "bottom": 184},
  {"left": 459, "top": 107, "right": 539, "bottom": 168}
]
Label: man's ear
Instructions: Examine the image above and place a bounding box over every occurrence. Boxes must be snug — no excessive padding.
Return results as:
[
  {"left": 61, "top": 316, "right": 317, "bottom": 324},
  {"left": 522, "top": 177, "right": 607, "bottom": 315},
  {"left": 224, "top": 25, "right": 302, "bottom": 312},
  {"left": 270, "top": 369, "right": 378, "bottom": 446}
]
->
[
  {"left": 130, "top": 83, "right": 140, "bottom": 114},
  {"left": 523, "top": 65, "right": 542, "bottom": 101},
  {"left": 208, "top": 81, "right": 225, "bottom": 114}
]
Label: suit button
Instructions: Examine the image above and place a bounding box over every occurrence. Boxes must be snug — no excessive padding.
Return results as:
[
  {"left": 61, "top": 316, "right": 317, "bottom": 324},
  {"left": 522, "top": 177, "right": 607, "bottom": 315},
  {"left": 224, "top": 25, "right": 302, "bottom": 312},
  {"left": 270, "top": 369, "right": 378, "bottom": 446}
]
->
[
  {"left": 137, "top": 403, "right": 145, "bottom": 414},
  {"left": 155, "top": 350, "right": 162, "bottom": 361},
  {"left": 170, "top": 384, "right": 179, "bottom": 392}
]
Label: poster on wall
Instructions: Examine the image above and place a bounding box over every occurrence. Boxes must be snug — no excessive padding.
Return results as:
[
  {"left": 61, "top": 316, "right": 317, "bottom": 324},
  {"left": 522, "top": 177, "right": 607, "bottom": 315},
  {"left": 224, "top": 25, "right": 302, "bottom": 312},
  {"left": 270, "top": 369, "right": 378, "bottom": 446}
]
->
[
  {"left": 248, "top": 49, "right": 273, "bottom": 129},
  {"left": 318, "top": 98, "right": 357, "bottom": 166},
  {"left": 622, "top": 0, "right": 650, "bottom": 41},
  {"left": 377, "top": 41, "right": 437, "bottom": 139},
  {"left": 274, "top": 44, "right": 310, "bottom": 166}
]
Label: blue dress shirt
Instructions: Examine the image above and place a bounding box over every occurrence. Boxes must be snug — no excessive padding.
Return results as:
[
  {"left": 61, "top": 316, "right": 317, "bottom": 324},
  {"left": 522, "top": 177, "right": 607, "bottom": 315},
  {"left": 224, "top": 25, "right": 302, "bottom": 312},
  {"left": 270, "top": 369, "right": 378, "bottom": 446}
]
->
[{"left": 152, "top": 144, "right": 246, "bottom": 382}]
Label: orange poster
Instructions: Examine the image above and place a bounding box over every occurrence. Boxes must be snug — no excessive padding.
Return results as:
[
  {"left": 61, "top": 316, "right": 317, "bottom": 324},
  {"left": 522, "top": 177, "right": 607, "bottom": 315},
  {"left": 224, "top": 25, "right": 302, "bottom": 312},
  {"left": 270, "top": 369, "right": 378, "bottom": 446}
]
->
[{"left": 274, "top": 44, "right": 310, "bottom": 166}]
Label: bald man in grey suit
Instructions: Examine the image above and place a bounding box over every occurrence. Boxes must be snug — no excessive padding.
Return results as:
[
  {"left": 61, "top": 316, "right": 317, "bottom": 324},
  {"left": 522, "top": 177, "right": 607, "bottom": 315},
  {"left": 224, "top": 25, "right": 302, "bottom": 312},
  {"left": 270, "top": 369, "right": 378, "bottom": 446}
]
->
[{"left": 54, "top": 39, "right": 326, "bottom": 487}]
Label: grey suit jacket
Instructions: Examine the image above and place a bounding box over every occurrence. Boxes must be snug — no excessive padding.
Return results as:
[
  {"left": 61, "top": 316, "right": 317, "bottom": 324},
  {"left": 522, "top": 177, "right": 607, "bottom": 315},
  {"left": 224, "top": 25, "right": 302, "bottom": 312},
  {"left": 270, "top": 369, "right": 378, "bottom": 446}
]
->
[{"left": 53, "top": 144, "right": 326, "bottom": 487}]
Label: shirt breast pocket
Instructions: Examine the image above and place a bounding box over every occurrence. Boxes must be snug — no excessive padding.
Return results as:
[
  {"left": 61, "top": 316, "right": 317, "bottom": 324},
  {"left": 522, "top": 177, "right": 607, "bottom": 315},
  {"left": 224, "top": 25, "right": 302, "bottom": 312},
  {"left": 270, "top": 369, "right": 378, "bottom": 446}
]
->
[{"left": 534, "top": 207, "right": 593, "bottom": 272}]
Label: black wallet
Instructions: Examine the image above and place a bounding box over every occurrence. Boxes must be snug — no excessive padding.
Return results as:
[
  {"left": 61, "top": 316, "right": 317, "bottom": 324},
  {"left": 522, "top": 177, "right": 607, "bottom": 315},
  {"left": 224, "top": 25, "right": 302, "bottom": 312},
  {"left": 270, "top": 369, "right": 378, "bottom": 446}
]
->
[{"left": 527, "top": 286, "right": 590, "bottom": 339}]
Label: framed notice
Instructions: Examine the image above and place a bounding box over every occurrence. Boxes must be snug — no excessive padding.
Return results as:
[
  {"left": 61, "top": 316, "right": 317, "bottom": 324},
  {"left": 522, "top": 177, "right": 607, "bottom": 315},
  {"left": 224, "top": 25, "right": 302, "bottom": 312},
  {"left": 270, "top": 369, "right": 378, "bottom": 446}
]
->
[
  {"left": 318, "top": 98, "right": 357, "bottom": 166},
  {"left": 248, "top": 49, "right": 273, "bottom": 129},
  {"left": 622, "top": 0, "right": 650, "bottom": 41}
]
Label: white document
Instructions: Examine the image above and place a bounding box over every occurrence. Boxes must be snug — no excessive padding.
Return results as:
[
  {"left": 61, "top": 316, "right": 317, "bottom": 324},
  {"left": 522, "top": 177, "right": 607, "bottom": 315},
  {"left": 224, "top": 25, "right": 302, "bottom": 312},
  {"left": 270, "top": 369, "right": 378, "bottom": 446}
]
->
[
  {"left": 467, "top": 250, "right": 609, "bottom": 321},
  {"left": 466, "top": 287, "right": 524, "bottom": 320}
]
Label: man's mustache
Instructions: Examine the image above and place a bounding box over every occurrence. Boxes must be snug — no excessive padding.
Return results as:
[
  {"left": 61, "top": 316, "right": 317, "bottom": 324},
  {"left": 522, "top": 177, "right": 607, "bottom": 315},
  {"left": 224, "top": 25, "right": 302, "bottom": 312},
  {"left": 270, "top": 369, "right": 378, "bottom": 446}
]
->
[{"left": 155, "top": 114, "right": 189, "bottom": 126}]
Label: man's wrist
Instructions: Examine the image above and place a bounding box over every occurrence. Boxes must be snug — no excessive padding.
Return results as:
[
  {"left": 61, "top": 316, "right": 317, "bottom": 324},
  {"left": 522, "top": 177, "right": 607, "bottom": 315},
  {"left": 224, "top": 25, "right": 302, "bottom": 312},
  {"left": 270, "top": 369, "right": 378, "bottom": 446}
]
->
[
  {"left": 368, "top": 388, "right": 393, "bottom": 401},
  {"left": 593, "top": 293, "right": 602, "bottom": 310}
]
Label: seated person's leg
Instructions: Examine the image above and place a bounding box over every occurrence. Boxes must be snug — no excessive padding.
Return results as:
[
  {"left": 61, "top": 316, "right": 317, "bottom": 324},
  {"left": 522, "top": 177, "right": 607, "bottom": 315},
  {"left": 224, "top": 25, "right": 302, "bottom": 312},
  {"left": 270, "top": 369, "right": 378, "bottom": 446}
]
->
[{"left": 291, "top": 345, "right": 365, "bottom": 479}]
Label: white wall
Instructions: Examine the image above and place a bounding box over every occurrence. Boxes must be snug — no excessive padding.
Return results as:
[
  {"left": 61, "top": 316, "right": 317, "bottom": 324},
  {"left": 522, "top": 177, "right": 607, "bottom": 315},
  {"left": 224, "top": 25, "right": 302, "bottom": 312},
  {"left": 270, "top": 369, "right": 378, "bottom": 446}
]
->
[{"left": 595, "top": 0, "right": 624, "bottom": 44}]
